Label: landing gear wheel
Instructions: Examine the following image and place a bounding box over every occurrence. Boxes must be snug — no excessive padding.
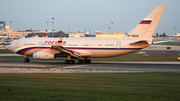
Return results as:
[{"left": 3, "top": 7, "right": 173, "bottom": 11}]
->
[
  {"left": 82, "top": 60, "right": 86, "bottom": 63},
  {"left": 78, "top": 59, "right": 91, "bottom": 63},
  {"left": 65, "top": 60, "right": 75, "bottom": 64},
  {"left": 24, "top": 58, "right": 30, "bottom": 62},
  {"left": 78, "top": 60, "right": 82, "bottom": 63},
  {"left": 69, "top": 60, "right": 74, "bottom": 64},
  {"left": 86, "top": 59, "right": 91, "bottom": 63},
  {"left": 65, "top": 60, "right": 69, "bottom": 64}
]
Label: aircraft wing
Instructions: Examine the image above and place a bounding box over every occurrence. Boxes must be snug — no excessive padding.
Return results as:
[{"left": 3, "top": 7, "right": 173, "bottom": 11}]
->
[{"left": 50, "top": 36, "right": 91, "bottom": 58}]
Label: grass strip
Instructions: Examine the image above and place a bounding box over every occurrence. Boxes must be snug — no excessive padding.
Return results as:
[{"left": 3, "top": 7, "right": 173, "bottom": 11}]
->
[
  {"left": 91, "top": 55, "right": 179, "bottom": 61},
  {"left": 0, "top": 49, "right": 14, "bottom": 54},
  {"left": 0, "top": 55, "right": 179, "bottom": 61}
]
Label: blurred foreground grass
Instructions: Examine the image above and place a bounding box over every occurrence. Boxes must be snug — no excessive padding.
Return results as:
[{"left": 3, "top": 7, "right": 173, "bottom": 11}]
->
[{"left": 0, "top": 73, "right": 180, "bottom": 101}]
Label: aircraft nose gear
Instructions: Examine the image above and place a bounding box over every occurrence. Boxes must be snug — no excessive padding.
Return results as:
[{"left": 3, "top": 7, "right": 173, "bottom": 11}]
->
[
  {"left": 24, "top": 57, "right": 30, "bottom": 62},
  {"left": 65, "top": 60, "right": 74, "bottom": 64}
]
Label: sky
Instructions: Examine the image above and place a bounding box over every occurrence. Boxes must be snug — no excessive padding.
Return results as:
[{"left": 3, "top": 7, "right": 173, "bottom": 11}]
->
[{"left": 0, "top": 0, "right": 180, "bottom": 35}]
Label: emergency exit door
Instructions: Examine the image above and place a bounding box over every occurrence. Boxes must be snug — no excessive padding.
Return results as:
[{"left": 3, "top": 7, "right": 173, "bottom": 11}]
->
[
  {"left": 38, "top": 41, "right": 43, "bottom": 49},
  {"left": 16, "top": 41, "right": 20, "bottom": 48},
  {"left": 116, "top": 41, "right": 121, "bottom": 49}
]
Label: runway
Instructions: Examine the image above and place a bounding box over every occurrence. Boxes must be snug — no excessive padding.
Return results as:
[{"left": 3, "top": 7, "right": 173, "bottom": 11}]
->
[
  {"left": 1, "top": 44, "right": 180, "bottom": 73},
  {"left": 0, "top": 60, "right": 180, "bottom": 73}
]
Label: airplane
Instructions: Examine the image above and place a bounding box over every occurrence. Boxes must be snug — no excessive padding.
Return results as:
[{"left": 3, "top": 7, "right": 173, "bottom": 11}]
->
[{"left": 6, "top": 6, "right": 166, "bottom": 64}]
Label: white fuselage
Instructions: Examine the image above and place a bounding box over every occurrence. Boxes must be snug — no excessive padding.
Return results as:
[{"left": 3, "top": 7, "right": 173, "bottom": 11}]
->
[{"left": 6, "top": 37, "right": 150, "bottom": 58}]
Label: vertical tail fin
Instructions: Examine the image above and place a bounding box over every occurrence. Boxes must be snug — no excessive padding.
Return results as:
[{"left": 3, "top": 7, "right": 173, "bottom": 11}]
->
[{"left": 124, "top": 6, "right": 166, "bottom": 40}]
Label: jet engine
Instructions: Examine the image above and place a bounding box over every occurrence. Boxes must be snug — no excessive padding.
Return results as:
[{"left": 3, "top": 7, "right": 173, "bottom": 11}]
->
[{"left": 33, "top": 51, "right": 56, "bottom": 60}]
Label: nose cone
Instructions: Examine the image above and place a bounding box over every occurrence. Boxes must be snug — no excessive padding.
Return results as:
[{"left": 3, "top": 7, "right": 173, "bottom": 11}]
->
[
  {"left": 5, "top": 45, "right": 12, "bottom": 52},
  {"left": 5, "top": 45, "right": 10, "bottom": 50}
]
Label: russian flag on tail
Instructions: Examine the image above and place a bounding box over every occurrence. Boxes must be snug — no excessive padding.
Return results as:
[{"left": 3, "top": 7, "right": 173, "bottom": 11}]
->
[{"left": 139, "top": 19, "right": 152, "bottom": 24}]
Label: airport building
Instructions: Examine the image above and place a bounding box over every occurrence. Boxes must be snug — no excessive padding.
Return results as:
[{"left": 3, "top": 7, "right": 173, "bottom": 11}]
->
[
  {"left": 64, "top": 32, "right": 87, "bottom": 37},
  {"left": 172, "top": 33, "right": 180, "bottom": 37},
  {"left": 0, "top": 28, "right": 32, "bottom": 38},
  {"left": 95, "top": 31, "right": 103, "bottom": 35},
  {"left": 95, "top": 31, "right": 126, "bottom": 38},
  {"left": 1, "top": 20, "right": 179, "bottom": 40},
  {"left": 153, "top": 33, "right": 180, "bottom": 40},
  {"left": 27, "top": 31, "right": 68, "bottom": 38},
  {"left": 0, "top": 21, "right": 6, "bottom": 31}
]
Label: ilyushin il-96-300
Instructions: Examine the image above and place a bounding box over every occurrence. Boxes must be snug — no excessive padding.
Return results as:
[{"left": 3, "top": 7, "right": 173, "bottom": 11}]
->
[{"left": 6, "top": 6, "right": 166, "bottom": 64}]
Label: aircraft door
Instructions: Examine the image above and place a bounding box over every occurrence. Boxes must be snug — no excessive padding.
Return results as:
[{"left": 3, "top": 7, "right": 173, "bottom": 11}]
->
[
  {"left": 116, "top": 41, "right": 121, "bottom": 49},
  {"left": 38, "top": 41, "right": 43, "bottom": 49},
  {"left": 16, "top": 41, "right": 20, "bottom": 48}
]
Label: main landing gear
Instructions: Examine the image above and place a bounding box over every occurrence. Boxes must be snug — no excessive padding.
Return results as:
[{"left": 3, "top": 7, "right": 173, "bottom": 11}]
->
[
  {"left": 64, "top": 59, "right": 91, "bottom": 64},
  {"left": 78, "top": 59, "right": 91, "bottom": 63},
  {"left": 64, "top": 55, "right": 91, "bottom": 64},
  {"left": 24, "top": 57, "right": 30, "bottom": 62}
]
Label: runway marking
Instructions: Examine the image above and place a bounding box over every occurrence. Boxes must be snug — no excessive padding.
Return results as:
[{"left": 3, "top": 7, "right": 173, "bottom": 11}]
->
[
  {"left": 0, "top": 54, "right": 23, "bottom": 56},
  {"left": 92, "top": 61, "right": 180, "bottom": 64},
  {"left": 0, "top": 63, "right": 47, "bottom": 67},
  {"left": 63, "top": 65, "right": 89, "bottom": 68},
  {"left": 1, "top": 60, "right": 180, "bottom": 73},
  {"left": 143, "top": 54, "right": 149, "bottom": 56},
  {"left": 137, "top": 52, "right": 147, "bottom": 54}
]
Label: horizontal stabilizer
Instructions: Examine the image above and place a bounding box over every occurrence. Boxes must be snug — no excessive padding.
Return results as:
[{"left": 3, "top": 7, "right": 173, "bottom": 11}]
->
[{"left": 153, "top": 40, "right": 173, "bottom": 44}]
